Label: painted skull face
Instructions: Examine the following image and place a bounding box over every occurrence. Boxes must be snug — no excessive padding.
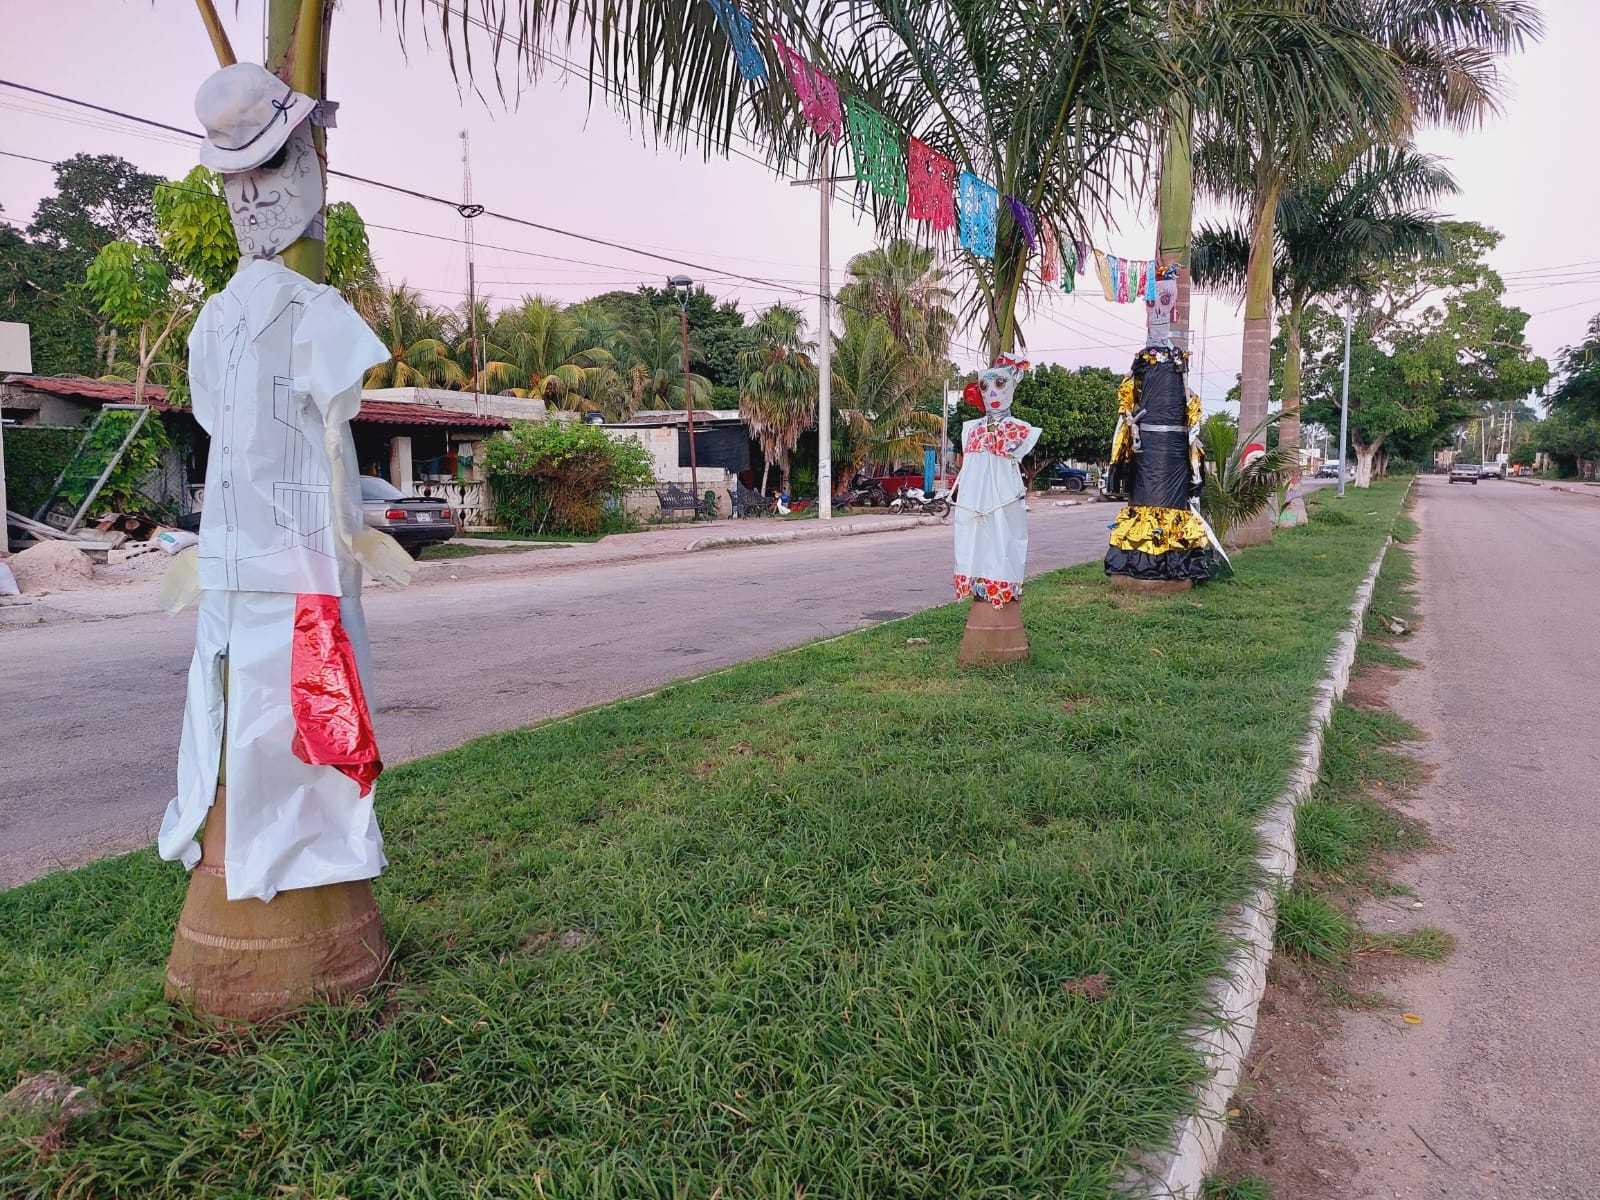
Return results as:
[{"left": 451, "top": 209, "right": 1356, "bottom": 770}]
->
[
  {"left": 223, "top": 122, "right": 324, "bottom": 261},
  {"left": 1146, "top": 277, "right": 1179, "bottom": 345},
  {"left": 974, "top": 357, "right": 1026, "bottom": 414}
]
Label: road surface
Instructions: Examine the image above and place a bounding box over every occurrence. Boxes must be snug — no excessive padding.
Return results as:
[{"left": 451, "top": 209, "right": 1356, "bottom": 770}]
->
[
  {"left": 1309, "top": 475, "right": 1600, "bottom": 1197},
  {"left": 0, "top": 504, "right": 1114, "bottom": 888}
]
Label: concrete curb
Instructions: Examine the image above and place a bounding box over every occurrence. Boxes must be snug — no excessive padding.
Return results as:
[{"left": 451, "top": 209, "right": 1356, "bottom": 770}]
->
[
  {"left": 1133, "top": 520, "right": 1399, "bottom": 1198},
  {"left": 685, "top": 515, "right": 935, "bottom": 552}
]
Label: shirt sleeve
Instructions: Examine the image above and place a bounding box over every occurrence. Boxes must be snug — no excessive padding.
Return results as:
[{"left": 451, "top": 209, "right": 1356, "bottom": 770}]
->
[
  {"left": 293, "top": 287, "right": 389, "bottom": 426},
  {"left": 1011, "top": 421, "right": 1043, "bottom": 461},
  {"left": 185, "top": 299, "right": 225, "bottom": 434}
]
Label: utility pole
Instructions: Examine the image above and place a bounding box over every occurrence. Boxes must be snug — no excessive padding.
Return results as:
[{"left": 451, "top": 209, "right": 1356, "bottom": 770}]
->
[
  {"left": 668, "top": 276, "right": 699, "bottom": 511},
  {"left": 817, "top": 145, "right": 835, "bottom": 520},
  {"left": 790, "top": 154, "right": 848, "bottom": 519},
  {"left": 461, "top": 130, "right": 481, "bottom": 415},
  {"left": 939, "top": 383, "right": 953, "bottom": 487},
  {"left": 1337, "top": 301, "right": 1352, "bottom": 499}
]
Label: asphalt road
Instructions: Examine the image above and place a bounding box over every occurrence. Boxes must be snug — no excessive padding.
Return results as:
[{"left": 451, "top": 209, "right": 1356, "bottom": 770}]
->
[
  {"left": 1311, "top": 476, "right": 1600, "bottom": 1197},
  {"left": 0, "top": 503, "right": 1114, "bottom": 889}
]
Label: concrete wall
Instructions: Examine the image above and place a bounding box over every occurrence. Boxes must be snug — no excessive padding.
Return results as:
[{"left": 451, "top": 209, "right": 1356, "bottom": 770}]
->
[{"left": 607, "top": 424, "right": 733, "bottom": 518}]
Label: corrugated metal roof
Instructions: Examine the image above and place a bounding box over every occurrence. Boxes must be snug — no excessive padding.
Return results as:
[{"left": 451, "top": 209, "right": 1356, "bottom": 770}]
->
[
  {"left": 3, "top": 374, "right": 169, "bottom": 404},
  {"left": 356, "top": 400, "right": 510, "bottom": 429}
]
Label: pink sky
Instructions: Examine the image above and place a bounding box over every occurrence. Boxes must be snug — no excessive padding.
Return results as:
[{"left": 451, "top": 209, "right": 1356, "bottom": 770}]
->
[{"left": 1, "top": 1, "right": 1591, "bottom": 409}]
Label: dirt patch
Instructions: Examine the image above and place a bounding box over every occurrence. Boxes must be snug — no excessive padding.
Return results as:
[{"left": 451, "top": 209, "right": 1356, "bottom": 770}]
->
[
  {"left": 9, "top": 542, "right": 94, "bottom": 593},
  {"left": 1342, "top": 662, "right": 1404, "bottom": 711}
]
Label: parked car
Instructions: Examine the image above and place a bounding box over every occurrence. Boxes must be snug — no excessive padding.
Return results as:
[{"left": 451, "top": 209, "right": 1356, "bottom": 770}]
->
[
  {"left": 870, "top": 467, "right": 928, "bottom": 499},
  {"left": 1038, "top": 461, "right": 1089, "bottom": 493},
  {"left": 1448, "top": 462, "right": 1479, "bottom": 485},
  {"left": 1315, "top": 462, "right": 1349, "bottom": 479},
  {"left": 360, "top": 476, "right": 457, "bottom": 556}
]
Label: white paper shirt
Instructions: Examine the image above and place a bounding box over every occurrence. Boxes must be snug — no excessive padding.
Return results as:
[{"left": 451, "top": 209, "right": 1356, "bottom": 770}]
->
[{"left": 188, "top": 259, "right": 387, "bottom": 595}]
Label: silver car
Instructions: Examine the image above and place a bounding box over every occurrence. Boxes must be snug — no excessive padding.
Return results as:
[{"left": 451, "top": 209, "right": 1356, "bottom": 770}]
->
[{"left": 360, "top": 476, "right": 457, "bottom": 558}]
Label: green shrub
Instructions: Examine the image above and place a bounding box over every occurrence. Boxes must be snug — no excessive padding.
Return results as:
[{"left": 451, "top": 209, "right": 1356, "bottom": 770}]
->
[{"left": 485, "top": 418, "right": 654, "bottom": 536}]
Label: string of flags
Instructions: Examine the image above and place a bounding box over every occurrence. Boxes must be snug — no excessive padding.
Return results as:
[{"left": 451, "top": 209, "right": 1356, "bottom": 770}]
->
[{"left": 714, "top": 2, "right": 1174, "bottom": 297}]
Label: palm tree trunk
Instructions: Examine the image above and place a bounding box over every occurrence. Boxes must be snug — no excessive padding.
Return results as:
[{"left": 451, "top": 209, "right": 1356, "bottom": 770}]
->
[
  {"left": 1280, "top": 294, "right": 1304, "bottom": 457},
  {"left": 1156, "top": 104, "right": 1194, "bottom": 347},
  {"left": 1234, "top": 175, "right": 1281, "bottom": 546},
  {"left": 268, "top": 0, "right": 329, "bottom": 284}
]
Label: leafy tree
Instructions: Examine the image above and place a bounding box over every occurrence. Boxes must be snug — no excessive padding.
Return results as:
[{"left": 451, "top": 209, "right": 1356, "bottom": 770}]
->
[
  {"left": 28, "top": 153, "right": 160, "bottom": 266},
  {"left": 1297, "top": 225, "right": 1549, "bottom": 486},
  {"left": 1011, "top": 364, "right": 1120, "bottom": 469},
  {"left": 84, "top": 242, "right": 195, "bottom": 406},
  {"left": 1547, "top": 313, "right": 1600, "bottom": 424},
  {"left": 737, "top": 304, "right": 817, "bottom": 494},
  {"left": 0, "top": 155, "right": 162, "bottom": 377},
  {"left": 0, "top": 217, "right": 100, "bottom": 376},
  {"left": 484, "top": 418, "right": 655, "bottom": 535},
  {"left": 1532, "top": 312, "right": 1600, "bottom": 474}
]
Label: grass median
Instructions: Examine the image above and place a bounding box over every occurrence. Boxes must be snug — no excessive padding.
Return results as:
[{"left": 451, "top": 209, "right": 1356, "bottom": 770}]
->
[{"left": 1, "top": 481, "right": 1409, "bottom": 1199}]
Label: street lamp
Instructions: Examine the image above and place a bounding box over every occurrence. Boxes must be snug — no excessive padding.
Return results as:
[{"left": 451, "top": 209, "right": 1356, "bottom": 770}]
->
[{"left": 667, "top": 275, "right": 700, "bottom": 515}]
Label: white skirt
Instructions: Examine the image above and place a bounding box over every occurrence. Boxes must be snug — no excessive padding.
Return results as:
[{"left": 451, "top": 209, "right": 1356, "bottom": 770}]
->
[{"left": 159, "top": 588, "right": 386, "bottom": 902}]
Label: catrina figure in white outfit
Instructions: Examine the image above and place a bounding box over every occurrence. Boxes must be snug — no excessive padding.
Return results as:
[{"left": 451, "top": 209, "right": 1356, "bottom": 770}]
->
[{"left": 951, "top": 356, "right": 1042, "bottom": 608}]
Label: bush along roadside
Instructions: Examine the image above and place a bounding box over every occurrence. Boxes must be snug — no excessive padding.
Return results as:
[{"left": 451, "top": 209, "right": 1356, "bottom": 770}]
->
[
  {"left": 1206, "top": 502, "right": 1448, "bottom": 1199},
  {"left": 1, "top": 483, "right": 1410, "bottom": 1199}
]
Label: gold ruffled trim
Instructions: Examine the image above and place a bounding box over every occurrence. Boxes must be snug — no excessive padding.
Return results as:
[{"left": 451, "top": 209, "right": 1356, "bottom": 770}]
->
[
  {"left": 1110, "top": 377, "right": 1138, "bottom": 465},
  {"left": 1109, "top": 505, "right": 1211, "bottom": 554}
]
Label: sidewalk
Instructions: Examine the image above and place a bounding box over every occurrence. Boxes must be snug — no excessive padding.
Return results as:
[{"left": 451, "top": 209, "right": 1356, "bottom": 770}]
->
[
  {"left": 1505, "top": 475, "right": 1600, "bottom": 501},
  {"left": 0, "top": 510, "right": 940, "bottom": 627}
]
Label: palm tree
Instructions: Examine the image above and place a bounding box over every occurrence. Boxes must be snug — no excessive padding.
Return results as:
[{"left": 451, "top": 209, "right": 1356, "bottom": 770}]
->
[
  {"left": 1192, "top": 145, "right": 1458, "bottom": 454},
  {"left": 359, "top": 283, "right": 465, "bottom": 390},
  {"left": 1187, "top": 8, "right": 1405, "bottom": 480},
  {"left": 1197, "top": 412, "right": 1299, "bottom": 548},
  {"left": 836, "top": 240, "right": 955, "bottom": 363},
  {"left": 486, "top": 296, "right": 616, "bottom": 409},
  {"left": 830, "top": 315, "right": 941, "bottom": 479},
  {"left": 737, "top": 304, "right": 817, "bottom": 494},
  {"left": 791, "top": 1, "right": 1177, "bottom": 359},
  {"left": 1190, "top": 1, "right": 1539, "bottom": 439},
  {"left": 624, "top": 309, "right": 714, "bottom": 414}
]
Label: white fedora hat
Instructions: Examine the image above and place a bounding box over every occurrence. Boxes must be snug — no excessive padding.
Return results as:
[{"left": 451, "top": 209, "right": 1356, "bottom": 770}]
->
[{"left": 195, "top": 63, "right": 317, "bottom": 173}]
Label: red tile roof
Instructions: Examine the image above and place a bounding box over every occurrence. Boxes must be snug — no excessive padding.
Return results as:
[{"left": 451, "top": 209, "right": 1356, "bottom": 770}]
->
[
  {"left": 3, "top": 374, "right": 170, "bottom": 405},
  {"left": 356, "top": 400, "right": 510, "bottom": 430}
]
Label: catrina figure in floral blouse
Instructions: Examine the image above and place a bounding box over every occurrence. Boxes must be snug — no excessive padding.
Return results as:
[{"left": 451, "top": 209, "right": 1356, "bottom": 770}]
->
[{"left": 952, "top": 356, "right": 1042, "bottom": 607}]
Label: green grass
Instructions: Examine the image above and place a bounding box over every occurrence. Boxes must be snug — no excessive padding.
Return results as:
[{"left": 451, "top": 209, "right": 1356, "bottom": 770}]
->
[
  {"left": 461, "top": 531, "right": 598, "bottom": 543},
  {"left": 1275, "top": 890, "right": 1361, "bottom": 964},
  {"left": 1203, "top": 1175, "right": 1276, "bottom": 1200},
  {"left": 416, "top": 542, "right": 567, "bottom": 560},
  {"left": 0, "top": 483, "right": 1412, "bottom": 1199}
]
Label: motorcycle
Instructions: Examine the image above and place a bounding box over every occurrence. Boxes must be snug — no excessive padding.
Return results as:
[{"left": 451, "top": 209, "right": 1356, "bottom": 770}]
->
[
  {"left": 889, "top": 485, "right": 952, "bottom": 517},
  {"left": 835, "top": 472, "right": 891, "bottom": 510}
]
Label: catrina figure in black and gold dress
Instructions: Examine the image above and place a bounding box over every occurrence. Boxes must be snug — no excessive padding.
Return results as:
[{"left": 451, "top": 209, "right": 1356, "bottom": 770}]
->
[{"left": 1103, "top": 272, "right": 1218, "bottom": 582}]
